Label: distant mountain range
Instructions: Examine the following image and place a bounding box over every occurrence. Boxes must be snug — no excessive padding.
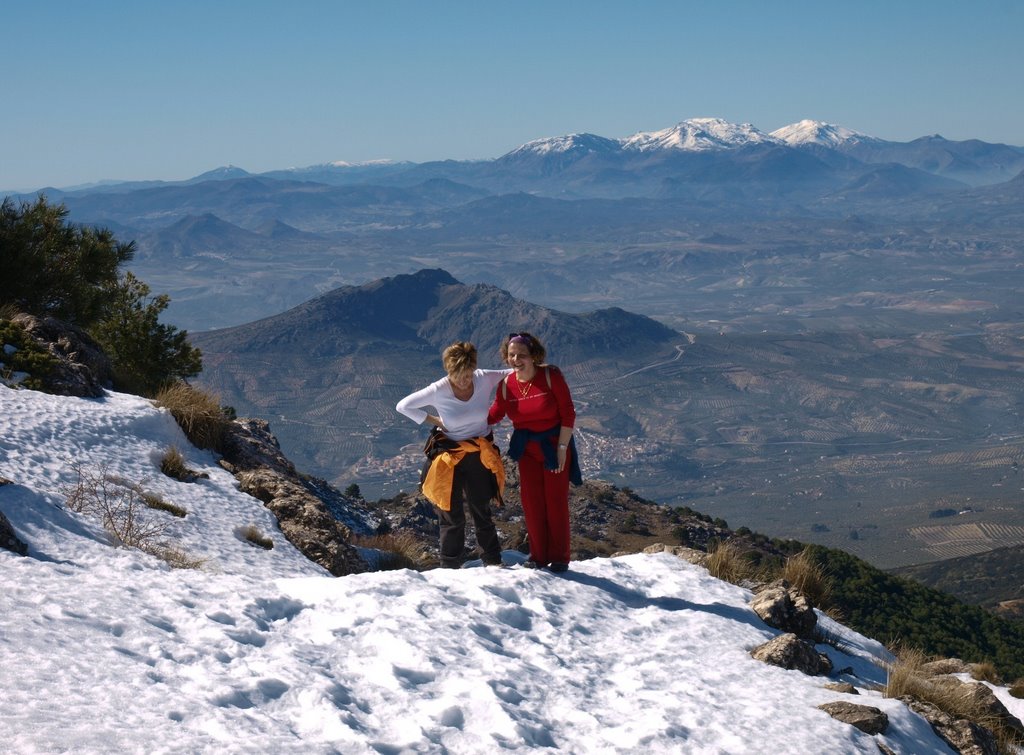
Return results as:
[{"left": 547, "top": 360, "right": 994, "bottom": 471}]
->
[{"left": 16, "top": 117, "right": 1024, "bottom": 202}]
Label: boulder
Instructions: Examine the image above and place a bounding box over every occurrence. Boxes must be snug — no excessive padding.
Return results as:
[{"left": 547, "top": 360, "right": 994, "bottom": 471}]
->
[
  {"left": 817, "top": 701, "right": 888, "bottom": 735},
  {"left": 750, "top": 633, "right": 833, "bottom": 676},
  {"left": 750, "top": 579, "right": 818, "bottom": 639},
  {"left": 1, "top": 479, "right": 28, "bottom": 556}
]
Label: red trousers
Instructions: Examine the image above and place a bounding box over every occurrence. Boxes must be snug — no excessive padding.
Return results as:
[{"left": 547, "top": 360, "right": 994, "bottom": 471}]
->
[{"left": 517, "top": 440, "right": 572, "bottom": 565}]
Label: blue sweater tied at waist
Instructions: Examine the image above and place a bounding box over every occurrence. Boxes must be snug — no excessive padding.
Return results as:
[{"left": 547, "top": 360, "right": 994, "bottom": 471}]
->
[{"left": 507, "top": 425, "right": 582, "bottom": 485}]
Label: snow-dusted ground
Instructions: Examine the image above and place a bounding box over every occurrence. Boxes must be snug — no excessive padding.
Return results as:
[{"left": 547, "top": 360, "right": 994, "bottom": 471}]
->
[{"left": 2, "top": 385, "right": 1021, "bottom": 753}]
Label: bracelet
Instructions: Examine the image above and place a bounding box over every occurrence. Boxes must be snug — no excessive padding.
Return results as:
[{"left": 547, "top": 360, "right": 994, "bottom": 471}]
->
[{"left": 558, "top": 443, "right": 568, "bottom": 449}]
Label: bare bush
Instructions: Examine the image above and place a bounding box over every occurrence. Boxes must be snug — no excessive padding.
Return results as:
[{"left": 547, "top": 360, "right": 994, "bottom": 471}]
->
[
  {"left": 62, "top": 463, "right": 169, "bottom": 548},
  {"left": 62, "top": 463, "right": 204, "bottom": 569},
  {"left": 154, "top": 382, "right": 230, "bottom": 451}
]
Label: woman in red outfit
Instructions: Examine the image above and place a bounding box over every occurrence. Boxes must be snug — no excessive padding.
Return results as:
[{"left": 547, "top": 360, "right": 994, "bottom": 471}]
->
[{"left": 488, "top": 332, "right": 580, "bottom": 572}]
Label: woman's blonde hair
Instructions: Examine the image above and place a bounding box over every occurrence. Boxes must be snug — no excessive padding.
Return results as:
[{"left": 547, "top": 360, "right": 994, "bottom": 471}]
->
[{"left": 442, "top": 341, "right": 478, "bottom": 375}]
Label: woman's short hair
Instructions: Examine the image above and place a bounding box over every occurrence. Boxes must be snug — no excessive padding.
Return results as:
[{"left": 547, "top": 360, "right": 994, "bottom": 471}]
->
[
  {"left": 500, "top": 331, "right": 546, "bottom": 364},
  {"left": 442, "top": 341, "right": 478, "bottom": 375}
]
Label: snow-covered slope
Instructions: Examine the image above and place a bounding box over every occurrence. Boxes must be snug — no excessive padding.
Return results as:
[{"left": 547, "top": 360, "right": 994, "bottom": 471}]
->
[{"left": 1, "top": 384, "right": 1020, "bottom": 753}]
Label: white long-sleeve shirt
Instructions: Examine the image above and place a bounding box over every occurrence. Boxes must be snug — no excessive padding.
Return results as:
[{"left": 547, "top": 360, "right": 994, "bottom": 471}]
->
[{"left": 395, "top": 369, "right": 511, "bottom": 441}]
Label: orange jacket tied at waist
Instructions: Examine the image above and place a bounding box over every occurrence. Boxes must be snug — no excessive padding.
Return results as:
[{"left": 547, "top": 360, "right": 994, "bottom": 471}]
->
[{"left": 421, "top": 436, "right": 505, "bottom": 512}]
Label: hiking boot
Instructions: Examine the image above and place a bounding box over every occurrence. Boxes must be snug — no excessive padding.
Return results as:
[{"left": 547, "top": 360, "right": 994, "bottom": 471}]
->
[
  {"left": 522, "top": 559, "right": 546, "bottom": 569},
  {"left": 548, "top": 562, "right": 569, "bottom": 573}
]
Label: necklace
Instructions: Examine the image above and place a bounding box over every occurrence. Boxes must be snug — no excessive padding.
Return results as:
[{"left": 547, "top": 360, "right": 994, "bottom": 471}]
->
[{"left": 516, "top": 377, "right": 532, "bottom": 398}]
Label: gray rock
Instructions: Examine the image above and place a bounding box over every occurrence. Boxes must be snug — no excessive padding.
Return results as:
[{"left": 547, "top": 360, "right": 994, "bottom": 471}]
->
[
  {"left": 824, "top": 682, "right": 860, "bottom": 695},
  {"left": 1, "top": 480, "right": 29, "bottom": 556},
  {"left": 750, "top": 579, "right": 818, "bottom": 639},
  {"left": 750, "top": 632, "right": 833, "bottom": 676},
  {"left": 236, "top": 468, "right": 366, "bottom": 577},
  {"left": 222, "top": 419, "right": 369, "bottom": 576},
  {"left": 923, "top": 658, "right": 972, "bottom": 676},
  {"left": 11, "top": 314, "right": 112, "bottom": 397},
  {"left": 642, "top": 542, "right": 708, "bottom": 565},
  {"left": 900, "top": 697, "right": 999, "bottom": 755},
  {"left": 817, "top": 701, "right": 889, "bottom": 735}
]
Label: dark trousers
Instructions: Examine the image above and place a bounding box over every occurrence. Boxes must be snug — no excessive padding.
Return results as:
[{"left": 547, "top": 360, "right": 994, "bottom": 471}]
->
[{"left": 437, "top": 451, "right": 502, "bottom": 568}]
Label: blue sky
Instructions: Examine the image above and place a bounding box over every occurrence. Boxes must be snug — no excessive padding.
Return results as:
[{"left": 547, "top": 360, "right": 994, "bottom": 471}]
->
[{"left": 3, "top": 0, "right": 1022, "bottom": 191}]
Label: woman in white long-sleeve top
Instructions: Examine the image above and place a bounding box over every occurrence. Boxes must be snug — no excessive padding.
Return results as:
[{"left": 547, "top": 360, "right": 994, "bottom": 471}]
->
[{"left": 395, "top": 341, "right": 510, "bottom": 568}]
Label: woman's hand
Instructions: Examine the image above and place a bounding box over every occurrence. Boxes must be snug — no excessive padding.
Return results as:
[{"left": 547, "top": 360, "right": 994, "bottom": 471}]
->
[
  {"left": 427, "top": 415, "right": 446, "bottom": 430},
  {"left": 555, "top": 444, "right": 568, "bottom": 473}
]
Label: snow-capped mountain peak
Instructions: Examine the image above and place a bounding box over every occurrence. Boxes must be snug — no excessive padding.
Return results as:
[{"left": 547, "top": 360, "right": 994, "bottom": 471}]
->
[
  {"left": 501, "top": 133, "right": 621, "bottom": 159},
  {"left": 621, "top": 117, "right": 781, "bottom": 152},
  {"left": 770, "top": 119, "right": 877, "bottom": 147}
]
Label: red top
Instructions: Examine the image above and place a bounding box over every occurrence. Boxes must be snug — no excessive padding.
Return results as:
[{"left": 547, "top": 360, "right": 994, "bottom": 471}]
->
[{"left": 488, "top": 366, "right": 576, "bottom": 432}]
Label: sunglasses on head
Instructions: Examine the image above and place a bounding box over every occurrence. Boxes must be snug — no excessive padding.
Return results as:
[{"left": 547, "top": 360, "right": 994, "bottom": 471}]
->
[{"left": 508, "top": 332, "right": 532, "bottom": 343}]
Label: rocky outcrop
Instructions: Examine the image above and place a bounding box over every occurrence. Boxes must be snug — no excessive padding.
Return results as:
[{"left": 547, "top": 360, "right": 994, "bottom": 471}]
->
[
  {"left": 817, "top": 701, "right": 888, "bottom": 735},
  {"left": 220, "top": 419, "right": 371, "bottom": 576},
  {"left": 235, "top": 468, "right": 366, "bottom": 576},
  {"left": 931, "top": 677, "right": 1024, "bottom": 740},
  {"left": 1, "top": 478, "right": 28, "bottom": 556},
  {"left": 900, "top": 697, "right": 999, "bottom": 755},
  {"left": 11, "top": 314, "right": 112, "bottom": 397},
  {"left": 641, "top": 543, "right": 708, "bottom": 566},
  {"left": 923, "top": 658, "right": 972, "bottom": 676},
  {"left": 824, "top": 682, "right": 859, "bottom": 695},
  {"left": 750, "top": 633, "right": 832, "bottom": 676},
  {"left": 750, "top": 579, "right": 818, "bottom": 639}
]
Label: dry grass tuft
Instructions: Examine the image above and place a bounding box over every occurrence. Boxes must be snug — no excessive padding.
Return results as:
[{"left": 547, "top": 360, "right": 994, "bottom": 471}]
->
[
  {"left": 705, "top": 540, "right": 757, "bottom": 585},
  {"left": 781, "top": 548, "right": 833, "bottom": 609},
  {"left": 141, "top": 492, "right": 187, "bottom": 518},
  {"left": 970, "top": 661, "right": 1002, "bottom": 685},
  {"left": 155, "top": 382, "right": 231, "bottom": 451},
  {"left": 884, "top": 646, "right": 1016, "bottom": 750},
  {"left": 240, "top": 524, "right": 274, "bottom": 550},
  {"left": 355, "top": 531, "right": 429, "bottom": 571},
  {"left": 160, "top": 446, "right": 190, "bottom": 481},
  {"left": 148, "top": 545, "right": 207, "bottom": 570},
  {"left": 1009, "top": 679, "right": 1024, "bottom": 699}
]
